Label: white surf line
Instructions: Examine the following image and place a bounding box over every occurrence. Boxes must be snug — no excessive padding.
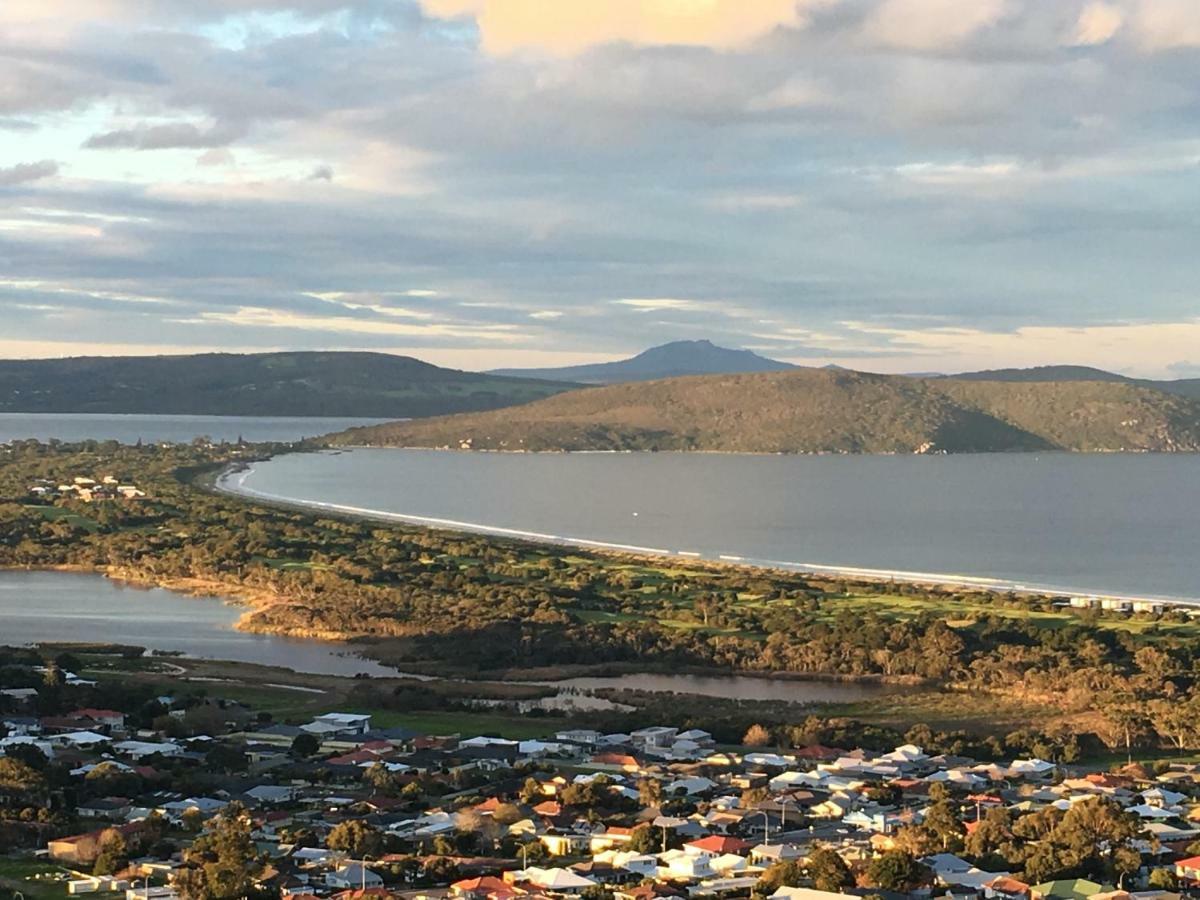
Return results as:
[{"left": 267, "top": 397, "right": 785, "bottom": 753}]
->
[{"left": 221, "top": 466, "right": 1199, "bottom": 607}]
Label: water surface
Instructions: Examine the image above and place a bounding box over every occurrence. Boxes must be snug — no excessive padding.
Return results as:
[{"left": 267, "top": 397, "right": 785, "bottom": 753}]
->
[
  {"left": 0, "top": 570, "right": 394, "bottom": 677},
  {"left": 225, "top": 448, "right": 1200, "bottom": 602},
  {"left": 0, "top": 413, "right": 386, "bottom": 445}
]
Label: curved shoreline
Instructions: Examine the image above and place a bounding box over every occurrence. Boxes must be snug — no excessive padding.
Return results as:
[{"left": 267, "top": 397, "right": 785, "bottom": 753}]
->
[{"left": 216, "top": 459, "right": 1200, "bottom": 608}]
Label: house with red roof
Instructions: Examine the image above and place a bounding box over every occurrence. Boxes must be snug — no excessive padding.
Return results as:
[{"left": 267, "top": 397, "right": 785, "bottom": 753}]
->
[
  {"left": 684, "top": 835, "right": 752, "bottom": 857},
  {"left": 452, "top": 876, "right": 526, "bottom": 900},
  {"left": 1175, "top": 855, "right": 1200, "bottom": 885}
]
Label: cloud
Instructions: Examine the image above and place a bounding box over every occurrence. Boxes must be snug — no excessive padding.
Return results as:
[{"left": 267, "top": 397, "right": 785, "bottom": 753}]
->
[
  {"left": 307, "top": 164, "right": 334, "bottom": 181},
  {"left": 833, "top": 318, "right": 1200, "bottom": 379},
  {"left": 862, "top": 0, "right": 1010, "bottom": 50},
  {"left": 1130, "top": 0, "right": 1200, "bottom": 50},
  {"left": 1071, "top": 2, "right": 1124, "bottom": 46},
  {"left": 419, "top": 0, "right": 829, "bottom": 55},
  {"left": 84, "top": 121, "right": 244, "bottom": 151},
  {"left": 0, "top": 160, "right": 60, "bottom": 186},
  {"left": 191, "top": 306, "right": 526, "bottom": 342},
  {"left": 613, "top": 298, "right": 707, "bottom": 312}
]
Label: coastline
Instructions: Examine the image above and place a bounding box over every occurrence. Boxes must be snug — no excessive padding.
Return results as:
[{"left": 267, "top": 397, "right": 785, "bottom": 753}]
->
[{"left": 215, "top": 458, "right": 1200, "bottom": 609}]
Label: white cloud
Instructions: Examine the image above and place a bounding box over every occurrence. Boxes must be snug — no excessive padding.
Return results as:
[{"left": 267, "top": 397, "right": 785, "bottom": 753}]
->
[
  {"left": 1070, "top": 2, "right": 1123, "bottom": 46},
  {"left": 835, "top": 318, "right": 1200, "bottom": 379},
  {"left": 863, "top": 0, "right": 1009, "bottom": 50},
  {"left": 613, "top": 298, "right": 707, "bottom": 312},
  {"left": 190, "top": 306, "right": 525, "bottom": 341},
  {"left": 1130, "top": 0, "right": 1200, "bottom": 50}
]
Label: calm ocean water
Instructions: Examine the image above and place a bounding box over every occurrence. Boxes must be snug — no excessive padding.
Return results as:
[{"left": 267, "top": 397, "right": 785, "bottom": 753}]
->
[
  {"left": 226, "top": 448, "right": 1200, "bottom": 602},
  {"left": 0, "top": 413, "right": 387, "bottom": 445}
]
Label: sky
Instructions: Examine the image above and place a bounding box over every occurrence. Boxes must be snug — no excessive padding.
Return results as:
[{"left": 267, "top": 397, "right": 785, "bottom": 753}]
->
[{"left": 2, "top": 0, "right": 1200, "bottom": 378}]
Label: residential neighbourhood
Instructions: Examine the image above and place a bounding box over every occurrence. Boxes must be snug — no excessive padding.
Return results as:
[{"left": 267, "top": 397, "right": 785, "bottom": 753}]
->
[{"left": 4, "top": 675, "right": 1200, "bottom": 900}]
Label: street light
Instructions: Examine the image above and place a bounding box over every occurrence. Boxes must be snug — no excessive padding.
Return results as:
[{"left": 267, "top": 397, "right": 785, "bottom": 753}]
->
[
  {"left": 753, "top": 810, "right": 771, "bottom": 847},
  {"left": 777, "top": 797, "right": 799, "bottom": 831}
]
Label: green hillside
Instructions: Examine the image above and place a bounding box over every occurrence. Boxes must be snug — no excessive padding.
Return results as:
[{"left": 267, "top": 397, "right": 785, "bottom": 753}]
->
[
  {"left": 0, "top": 352, "right": 575, "bottom": 418},
  {"left": 329, "top": 368, "right": 1200, "bottom": 453}
]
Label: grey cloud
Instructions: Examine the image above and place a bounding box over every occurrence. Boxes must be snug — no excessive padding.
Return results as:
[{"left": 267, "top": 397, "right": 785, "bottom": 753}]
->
[
  {"left": 307, "top": 164, "right": 334, "bottom": 181},
  {"left": 0, "top": 160, "right": 59, "bottom": 186},
  {"left": 83, "top": 120, "right": 245, "bottom": 150}
]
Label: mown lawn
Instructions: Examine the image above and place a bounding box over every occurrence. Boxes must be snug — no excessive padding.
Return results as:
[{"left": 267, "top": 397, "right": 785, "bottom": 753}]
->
[
  {"left": 0, "top": 858, "right": 72, "bottom": 900},
  {"left": 23, "top": 504, "right": 99, "bottom": 532}
]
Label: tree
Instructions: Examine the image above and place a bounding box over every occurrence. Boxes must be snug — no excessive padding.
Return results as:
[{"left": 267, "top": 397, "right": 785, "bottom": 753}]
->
[
  {"left": 865, "top": 851, "right": 930, "bottom": 892},
  {"left": 519, "top": 777, "right": 543, "bottom": 803},
  {"left": 1097, "top": 690, "right": 1150, "bottom": 763},
  {"left": 204, "top": 744, "right": 247, "bottom": 775},
  {"left": 0, "top": 757, "right": 46, "bottom": 807},
  {"left": 365, "top": 762, "right": 399, "bottom": 796},
  {"left": 638, "top": 778, "right": 663, "bottom": 809},
  {"left": 492, "top": 802, "right": 523, "bottom": 826},
  {"left": 1148, "top": 868, "right": 1178, "bottom": 889},
  {"left": 328, "top": 819, "right": 383, "bottom": 859},
  {"left": 743, "top": 724, "right": 772, "bottom": 747},
  {"left": 806, "top": 846, "right": 852, "bottom": 893},
  {"left": 175, "top": 804, "right": 261, "bottom": 900},
  {"left": 93, "top": 830, "right": 129, "bottom": 876},
  {"left": 755, "top": 860, "right": 804, "bottom": 897},
  {"left": 627, "top": 825, "right": 658, "bottom": 854},
  {"left": 924, "top": 799, "right": 965, "bottom": 851},
  {"left": 180, "top": 807, "right": 204, "bottom": 833},
  {"left": 291, "top": 732, "right": 320, "bottom": 757},
  {"left": 1152, "top": 693, "right": 1200, "bottom": 753},
  {"left": 965, "top": 806, "right": 1012, "bottom": 863},
  {"left": 456, "top": 809, "right": 498, "bottom": 852}
]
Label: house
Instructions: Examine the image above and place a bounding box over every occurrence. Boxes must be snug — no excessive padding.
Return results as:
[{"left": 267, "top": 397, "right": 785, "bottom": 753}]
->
[
  {"left": 305, "top": 713, "right": 372, "bottom": 737},
  {"left": 49, "top": 825, "right": 138, "bottom": 865},
  {"left": 71, "top": 708, "right": 127, "bottom": 732},
  {"left": 630, "top": 727, "right": 678, "bottom": 749},
  {"left": 540, "top": 832, "right": 592, "bottom": 856},
  {"left": 685, "top": 836, "right": 752, "bottom": 857},
  {"left": 770, "top": 890, "right": 859, "bottom": 900},
  {"left": 985, "top": 876, "right": 1033, "bottom": 899},
  {"left": 114, "top": 740, "right": 182, "bottom": 761},
  {"left": 518, "top": 867, "right": 597, "bottom": 894},
  {"left": 325, "top": 865, "right": 383, "bottom": 890},
  {"left": 451, "top": 876, "right": 524, "bottom": 900},
  {"left": 77, "top": 797, "right": 133, "bottom": 822},
  {"left": 50, "top": 731, "right": 111, "bottom": 751},
  {"left": 1030, "top": 879, "right": 1111, "bottom": 900},
  {"left": 1173, "top": 856, "right": 1200, "bottom": 885}
]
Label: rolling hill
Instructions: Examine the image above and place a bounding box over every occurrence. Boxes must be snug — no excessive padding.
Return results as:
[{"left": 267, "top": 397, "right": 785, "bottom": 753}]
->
[
  {"left": 489, "top": 339, "right": 796, "bottom": 384},
  {"left": 329, "top": 368, "right": 1200, "bottom": 453},
  {"left": 0, "top": 352, "right": 576, "bottom": 418},
  {"left": 948, "top": 365, "right": 1200, "bottom": 399}
]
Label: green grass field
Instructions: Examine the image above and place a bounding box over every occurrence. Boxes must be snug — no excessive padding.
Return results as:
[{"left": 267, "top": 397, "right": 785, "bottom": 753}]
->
[
  {"left": 23, "top": 504, "right": 99, "bottom": 532},
  {"left": 0, "top": 859, "right": 71, "bottom": 900}
]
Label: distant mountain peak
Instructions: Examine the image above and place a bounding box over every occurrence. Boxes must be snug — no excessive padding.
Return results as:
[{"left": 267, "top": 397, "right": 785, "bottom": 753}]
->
[{"left": 489, "top": 340, "right": 797, "bottom": 384}]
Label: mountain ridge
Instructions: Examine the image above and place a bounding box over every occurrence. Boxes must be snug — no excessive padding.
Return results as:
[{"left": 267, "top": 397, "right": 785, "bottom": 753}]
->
[
  {"left": 329, "top": 367, "right": 1200, "bottom": 454},
  {"left": 0, "top": 351, "right": 577, "bottom": 418},
  {"left": 946, "top": 365, "right": 1200, "bottom": 399},
  {"left": 489, "top": 339, "right": 796, "bottom": 384}
]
